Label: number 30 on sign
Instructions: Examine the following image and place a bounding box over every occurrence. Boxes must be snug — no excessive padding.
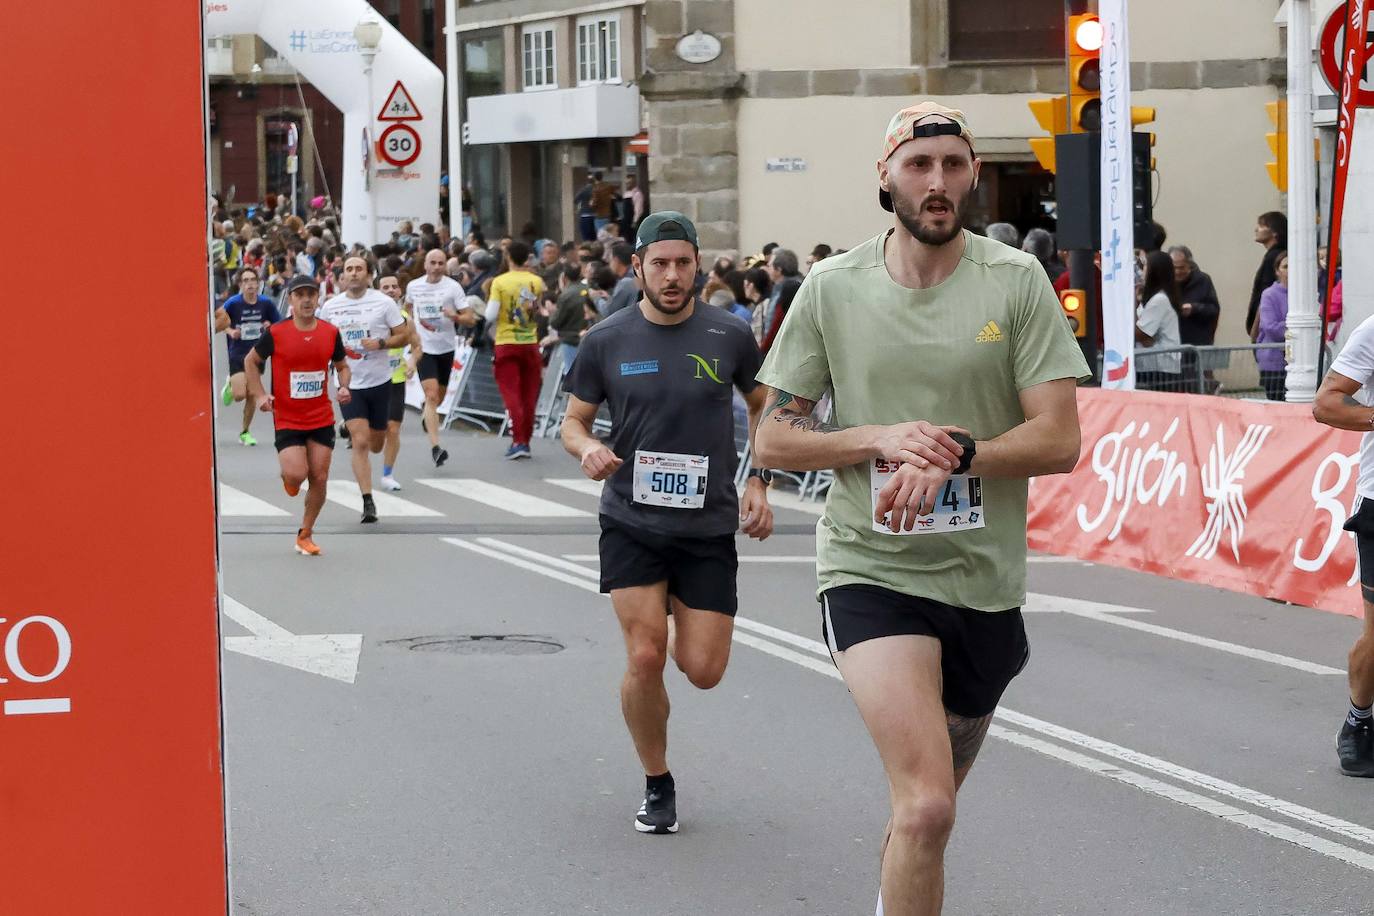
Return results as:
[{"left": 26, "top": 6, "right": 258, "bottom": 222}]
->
[{"left": 377, "top": 123, "right": 421, "bottom": 168}]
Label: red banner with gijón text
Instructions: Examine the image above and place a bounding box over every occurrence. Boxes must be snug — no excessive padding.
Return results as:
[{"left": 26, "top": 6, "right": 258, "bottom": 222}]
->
[{"left": 1028, "top": 390, "right": 1365, "bottom": 618}]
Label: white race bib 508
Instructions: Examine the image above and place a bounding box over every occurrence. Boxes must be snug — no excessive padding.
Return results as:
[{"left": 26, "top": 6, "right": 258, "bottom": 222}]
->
[{"left": 633, "top": 451, "right": 708, "bottom": 509}]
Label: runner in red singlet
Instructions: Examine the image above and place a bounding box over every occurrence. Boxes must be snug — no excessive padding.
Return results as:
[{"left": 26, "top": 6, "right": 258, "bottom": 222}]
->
[{"left": 244, "top": 274, "right": 352, "bottom": 556}]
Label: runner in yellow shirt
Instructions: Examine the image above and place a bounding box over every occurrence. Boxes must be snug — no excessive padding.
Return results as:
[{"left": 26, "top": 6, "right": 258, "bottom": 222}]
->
[{"left": 484, "top": 242, "right": 546, "bottom": 459}]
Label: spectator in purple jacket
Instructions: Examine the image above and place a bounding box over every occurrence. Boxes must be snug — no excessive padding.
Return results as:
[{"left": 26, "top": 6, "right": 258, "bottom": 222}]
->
[{"left": 1256, "top": 250, "right": 1289, "bottom": 401}]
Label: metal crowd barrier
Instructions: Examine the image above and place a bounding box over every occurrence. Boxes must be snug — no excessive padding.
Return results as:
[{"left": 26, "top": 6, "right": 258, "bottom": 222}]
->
[{"left": 1100, "top": 343, "right": 1288, "bottom": 398}]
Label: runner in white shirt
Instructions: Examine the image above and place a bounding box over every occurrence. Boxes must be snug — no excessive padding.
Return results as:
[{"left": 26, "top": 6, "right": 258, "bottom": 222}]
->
[
  {"left": 318, "top": 256, "right": 408, "bottom": 523},
  {"left": 404, "top": 248, "right": 476, "bottom": 467},
  {"left": 1315, "top": 316, "right": 1374, "bottom": 778}
]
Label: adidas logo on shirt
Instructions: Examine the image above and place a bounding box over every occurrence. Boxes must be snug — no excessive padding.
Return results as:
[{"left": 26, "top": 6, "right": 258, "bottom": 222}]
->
[{"left": 975, "top": 321, "right": 1003, "bottom": 343}]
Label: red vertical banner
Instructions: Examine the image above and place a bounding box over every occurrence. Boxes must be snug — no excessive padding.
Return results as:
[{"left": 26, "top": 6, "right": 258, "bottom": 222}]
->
[
  {"left": 1325, "top": 0, "right": 1370, "bottom": 341},
  {"left": 0, "top": 5, "right": 228, "bottom": 915}
]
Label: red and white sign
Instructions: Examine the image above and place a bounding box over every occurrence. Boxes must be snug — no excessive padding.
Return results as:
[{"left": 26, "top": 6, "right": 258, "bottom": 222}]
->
[
  {"left": 1028, "top": 390, "right": 1365, "bottom": 618},
  {"left": 377, "top": 80, "right": 423, "bottom": 121},
  {"left": 1321, "top": 1, "right": 1374, "bottom": 108},
  {"left": 2, "top": 1, "right": 227, "bottom": 912},
  {"left": 377, "top": 122, "right": 421, "bottom": 168}
]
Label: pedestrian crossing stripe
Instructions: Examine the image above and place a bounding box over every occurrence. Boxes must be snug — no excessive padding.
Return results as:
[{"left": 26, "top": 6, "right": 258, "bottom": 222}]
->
[
  {"left": 219, "top": 483, "right": 291, "bottom": 517},
  {"left": 219, "top": 477, "right": 826, "bottom": 521},
  {"left": 416, "top": 479, "right": 593, "bottom": 517},
  {"left": 317, "top": 479, "right": 443, "bottom": 517},
  {"left": 975, "top": 320, "right": 1003, "bottom": 343}
]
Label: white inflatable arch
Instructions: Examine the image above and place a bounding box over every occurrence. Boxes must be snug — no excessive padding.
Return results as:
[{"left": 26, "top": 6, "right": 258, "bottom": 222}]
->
[{"left": 206, "top": 0, "right": 443, "bottom": 245}]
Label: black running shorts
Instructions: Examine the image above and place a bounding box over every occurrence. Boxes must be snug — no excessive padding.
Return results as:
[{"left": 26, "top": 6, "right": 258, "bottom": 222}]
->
[
  {"left": 274, "top": 424, "right": 336, "bottom": 452},
  {"left": 340, "top": 383, "right": 391, "bottom": 431},
  {"left": 598, "top": 515, "right": 739, "bottom": 616},
  {"left": 820, "top": 584, "right": 1029, "bottom": 718},
  {"left": 417, "top": 351, "right": 455, "bottom": 389},
  {"left": 228, "top": 355, "right": 247, "bottom": 376},
  {"left": 1344, "top": 497, "right": 1374, "bottom": 603},
  {"left": 388, "top": 381, "right": 407, "bottom": 424}
]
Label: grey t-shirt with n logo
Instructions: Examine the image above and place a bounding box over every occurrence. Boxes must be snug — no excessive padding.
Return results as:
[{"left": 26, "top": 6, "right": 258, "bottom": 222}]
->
[{"left": 563, "top": 303, "right": 762, "bottom": 537}]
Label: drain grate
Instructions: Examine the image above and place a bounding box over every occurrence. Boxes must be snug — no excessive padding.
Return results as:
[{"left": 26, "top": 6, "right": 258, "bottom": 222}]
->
[{"left": 383, "top": 635, "right": 565, "bottom": 655}]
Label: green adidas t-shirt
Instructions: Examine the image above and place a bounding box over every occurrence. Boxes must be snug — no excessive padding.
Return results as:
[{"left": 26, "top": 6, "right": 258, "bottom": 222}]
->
[{"left": 755, "top": 230, "right": 1090, "bottom": 611}]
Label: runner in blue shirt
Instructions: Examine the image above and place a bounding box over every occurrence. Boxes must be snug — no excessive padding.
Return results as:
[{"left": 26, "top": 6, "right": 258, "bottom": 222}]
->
[{"left": 218, "top": 266, "right": 281, "bottom": 446}]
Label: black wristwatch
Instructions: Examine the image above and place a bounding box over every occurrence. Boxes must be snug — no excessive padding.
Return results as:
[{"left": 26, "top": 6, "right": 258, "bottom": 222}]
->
[
  {"left": 748, "top": 468, "right": 774, "bottom": 485},
  {"left": 950, "top": 433, "right": 977, "bottom": 475}
]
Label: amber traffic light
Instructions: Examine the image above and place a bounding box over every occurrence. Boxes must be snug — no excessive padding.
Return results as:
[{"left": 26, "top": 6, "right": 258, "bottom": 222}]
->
[
  {"left": 1060, "top": 288, "right": 1087, "bottom": 338},
  {"left": 1068, "top": 14, "right": 1102, "bottom": 133},
  {"left": 1027, "top": 95, "right": 1068, "bottom": 172}
]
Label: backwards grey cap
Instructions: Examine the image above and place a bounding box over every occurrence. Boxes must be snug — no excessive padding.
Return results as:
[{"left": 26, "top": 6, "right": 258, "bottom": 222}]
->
[{"left": 634, "top": 211, "right": 699, "bottom": 252}]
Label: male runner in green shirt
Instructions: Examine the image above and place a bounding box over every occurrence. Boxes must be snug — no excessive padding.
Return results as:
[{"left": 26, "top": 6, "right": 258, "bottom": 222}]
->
[{"left": 755, "top": 101, "right": 1090, "bottom": 916}]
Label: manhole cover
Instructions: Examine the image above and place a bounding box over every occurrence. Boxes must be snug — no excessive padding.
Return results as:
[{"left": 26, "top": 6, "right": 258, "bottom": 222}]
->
[{"left": 383, "top": 635, "right": 565, "bottom": 655}]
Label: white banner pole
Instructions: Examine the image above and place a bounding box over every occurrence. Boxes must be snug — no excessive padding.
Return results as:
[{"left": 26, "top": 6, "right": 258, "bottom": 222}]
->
[{"left": 1099, "top": 0, "right": 1137, "bottom": 391}]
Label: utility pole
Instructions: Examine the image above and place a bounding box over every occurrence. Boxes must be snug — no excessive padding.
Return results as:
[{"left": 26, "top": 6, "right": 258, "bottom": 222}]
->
[{"left": 1285, "top": 0, "right": 1321, "bottom": 402}]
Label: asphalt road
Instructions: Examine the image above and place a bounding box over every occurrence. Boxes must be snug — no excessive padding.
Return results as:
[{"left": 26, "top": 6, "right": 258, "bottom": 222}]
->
[{"left": 215, "top": 388, "right": 1374, "bottom": 915}]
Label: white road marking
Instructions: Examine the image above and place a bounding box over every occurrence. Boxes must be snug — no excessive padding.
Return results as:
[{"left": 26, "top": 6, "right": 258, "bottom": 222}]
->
[
  {"left": 991, "top": 725, "right": 1374, "bottom": 872},
  {"left": 219, "top": 483, "right": 290, "bottom": 517},
  {"left": 453, "top": 537, "right": 1374, "bottom": 870},
  {"left": 418, "top": 479, "right": 592, "bottom": 517},
  {"left": 477, "top": 538, "right": 603, "bottom": 579},
  {"left": 1024, "top": 593, "right": 1344, "bottom": 676},
  {"left": 444, "top": 539, "right": 601, "bottom": 593},
  {"left": 222, "top": 596, "right": 362, "bottom": 684},
  {"left": 4, "top": 699, "right": 71, "bottom": 716},
  {"left": 544, "top": 477, "right": 604, "bottom": 499},
  {"left": 321, "top": 479, "right": 442, "bottom": 517},
  {"left": 1027, "top": 555, "right": 1088, "bottom": 564}
]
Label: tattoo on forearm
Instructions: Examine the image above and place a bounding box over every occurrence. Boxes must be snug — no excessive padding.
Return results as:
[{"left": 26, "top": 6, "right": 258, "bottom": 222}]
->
[
  {"left": 763, "top": 388, "right": 838, "bottom": 434},
  {"left": 770, "top": 387, "right": 800, "bottom": 412},
  {"left": 947, "top": 712, "right": 994, "bottom": 772},
  {"left": 1342, "top": 394, "right": 1364, "bottom": 409},
  {"left": 773, "top": 411, "right": 841, "bottom": 434}
]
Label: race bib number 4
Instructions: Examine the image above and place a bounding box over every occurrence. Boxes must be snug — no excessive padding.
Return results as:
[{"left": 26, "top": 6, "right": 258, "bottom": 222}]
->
[
  {"left": 239, "top": 320, "right": 262, "bottom": 340},
  {"left": 633, "top": 451, "right": 708, "bottom": 509},
  {"left": 869, "top": 459, "right": 985, "bottom": 535},
  {"left": 417, "top": 301, "right": 443, "bottom": 321},
  {"left": 289, "top": 370, "right": 327, "bottom": 399}
]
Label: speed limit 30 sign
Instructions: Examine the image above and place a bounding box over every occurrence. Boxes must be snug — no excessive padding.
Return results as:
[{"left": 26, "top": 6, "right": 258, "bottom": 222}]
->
[{"left": 378, "top": 123, "right": 421, "bottom": 168}]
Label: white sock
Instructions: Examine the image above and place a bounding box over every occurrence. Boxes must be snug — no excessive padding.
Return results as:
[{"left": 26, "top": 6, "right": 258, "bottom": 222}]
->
[{"left": 875, "top": 889, "right": 883, "bottom": 916}]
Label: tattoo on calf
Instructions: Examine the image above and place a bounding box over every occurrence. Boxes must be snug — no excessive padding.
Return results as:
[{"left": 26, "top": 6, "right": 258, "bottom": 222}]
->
[{"left": 947, "top": 712, "right": 994, "bottom": 771}]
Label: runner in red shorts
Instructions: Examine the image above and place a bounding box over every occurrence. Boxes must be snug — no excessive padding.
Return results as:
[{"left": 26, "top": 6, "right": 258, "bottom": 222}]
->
[{"left": 244, "top": 274, "right": 352, "bottom": 556}]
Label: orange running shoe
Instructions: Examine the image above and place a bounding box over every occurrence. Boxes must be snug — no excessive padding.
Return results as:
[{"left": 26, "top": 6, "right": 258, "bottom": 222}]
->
[
  {"left": 283, "top": 476, "right": 301, "bottom": 497},
  {"left": 294, "top": 529, "right": 322, "bottom": 556}
]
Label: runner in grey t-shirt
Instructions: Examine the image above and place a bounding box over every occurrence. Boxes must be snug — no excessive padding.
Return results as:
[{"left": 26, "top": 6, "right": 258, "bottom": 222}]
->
[{"left": 560, "top": 211, "right": 775, "bottom": 838}]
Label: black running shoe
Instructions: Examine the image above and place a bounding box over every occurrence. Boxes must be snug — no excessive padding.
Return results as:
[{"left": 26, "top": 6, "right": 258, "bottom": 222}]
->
[
  {"left": 432, "top": 444, "right": 448, "bottom": 467},
  {"left": 361, "top": 495, "right": 379, "bottom": 524},
  {"left": 635, "top": 786, "right": 678, "bottom": 834},
  {"left": 1338, "top": 720, "right": 1374, "bottom": 777}
]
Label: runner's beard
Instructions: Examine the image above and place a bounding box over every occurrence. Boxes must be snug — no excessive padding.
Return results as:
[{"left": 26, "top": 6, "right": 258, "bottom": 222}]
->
[
  {"left": 644, "top": 283, "right": 690, "bottom": 316},
  {"left": 892, "top": 188, "right": 968, "bottom": 247}
]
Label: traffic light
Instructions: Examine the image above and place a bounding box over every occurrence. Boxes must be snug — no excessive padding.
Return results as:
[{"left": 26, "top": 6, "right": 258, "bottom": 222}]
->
[
  {"left": 1068, "top": 14, "right": 1102, "bottom": 133},
  {"left": 1132, "top": 106, "right": 1157, "bottom": 169},
  {"left": 1266, "top": 100, "right": 1287, "bottom": 191},
  {"left": 1027, "top": 95, "right": 1068, "bottom": 172},
  {"left": 1060, "top": 288, "right": 1087, "bottom": 338}
]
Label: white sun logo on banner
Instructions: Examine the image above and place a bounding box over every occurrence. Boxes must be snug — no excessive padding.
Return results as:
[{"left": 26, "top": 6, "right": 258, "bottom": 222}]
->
[{"left": 1186, "top": 423, "right": 1274, "bottom": 562}]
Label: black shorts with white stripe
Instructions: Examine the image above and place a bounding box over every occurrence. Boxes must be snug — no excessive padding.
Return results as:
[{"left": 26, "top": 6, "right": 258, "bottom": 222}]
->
[{"left": 820, "top": 584, "right": 1029, "bottom": 718}]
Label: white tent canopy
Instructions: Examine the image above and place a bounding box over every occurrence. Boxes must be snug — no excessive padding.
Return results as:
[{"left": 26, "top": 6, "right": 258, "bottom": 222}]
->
[{"left": 207, "top": 0, "right": 443, "bottom": 245}]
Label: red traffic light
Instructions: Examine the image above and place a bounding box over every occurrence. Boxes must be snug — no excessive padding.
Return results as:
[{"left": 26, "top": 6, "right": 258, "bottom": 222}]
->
[{"left": 1073, "top": 17, "right": 1103, "bottom": 53}]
